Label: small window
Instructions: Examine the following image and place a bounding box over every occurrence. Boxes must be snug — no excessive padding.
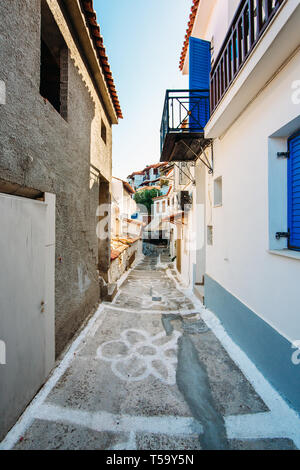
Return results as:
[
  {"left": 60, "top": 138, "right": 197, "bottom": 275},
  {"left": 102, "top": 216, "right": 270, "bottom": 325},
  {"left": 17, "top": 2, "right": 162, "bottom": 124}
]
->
[
  {"left": 162, "top": 201, "right": 166, "bottom": 212},
  {"left": 214, "top": 176, "right": 222, "bottom": 206},
  {"left": 40, "top": 1, "right": 68, "bottom": 119},
  {"left": 156, "top": 202, "right": 160, "bottom": 213},
  {"left": 101, "top": 119, "right": 107, "bottom": 144},
  {"left": 207, "top": 226, "right": 213, "bottom": 246}
]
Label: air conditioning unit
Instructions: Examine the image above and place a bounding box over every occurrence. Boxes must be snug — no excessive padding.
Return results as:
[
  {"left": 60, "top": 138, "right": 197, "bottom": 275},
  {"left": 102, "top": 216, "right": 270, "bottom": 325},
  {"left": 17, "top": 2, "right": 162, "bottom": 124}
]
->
[{"left": 177, "top": 191, "right": 193, "bottom": 211}]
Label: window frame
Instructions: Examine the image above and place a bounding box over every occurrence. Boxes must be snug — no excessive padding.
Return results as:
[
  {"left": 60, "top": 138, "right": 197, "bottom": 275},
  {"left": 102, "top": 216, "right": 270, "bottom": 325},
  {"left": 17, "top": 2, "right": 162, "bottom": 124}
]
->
[{"left": 287, "top": 129, "right": 300, "bottom": 251}]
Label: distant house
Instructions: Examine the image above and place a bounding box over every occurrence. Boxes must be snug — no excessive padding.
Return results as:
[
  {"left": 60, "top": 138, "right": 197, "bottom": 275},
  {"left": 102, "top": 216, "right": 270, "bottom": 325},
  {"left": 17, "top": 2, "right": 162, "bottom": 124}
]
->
[
  {"left": 127, "top": 163, "right": 168, "bottom": 190},
  {"left": 127, "top": 171, "right": 145, "bottom": 190},
  {"left": 110, "top": 177, "right": 143, "bottom": 284},
  {"left": 111, "top": 177, "right": 141, "bottom": 238}
]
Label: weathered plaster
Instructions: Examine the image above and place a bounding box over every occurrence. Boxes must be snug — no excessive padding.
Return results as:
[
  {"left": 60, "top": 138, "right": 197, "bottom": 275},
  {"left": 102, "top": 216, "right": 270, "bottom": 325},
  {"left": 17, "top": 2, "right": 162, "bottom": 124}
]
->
[{"left": 0, "top": 0, "right": 114, "bottom": 355}]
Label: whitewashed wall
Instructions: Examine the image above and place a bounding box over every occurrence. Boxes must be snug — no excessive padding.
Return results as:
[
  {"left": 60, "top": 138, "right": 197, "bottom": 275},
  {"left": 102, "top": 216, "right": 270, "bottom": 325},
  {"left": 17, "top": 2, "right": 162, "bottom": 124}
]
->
[{"left": 205, "top": 50, "right": 300, "bottom": 342}]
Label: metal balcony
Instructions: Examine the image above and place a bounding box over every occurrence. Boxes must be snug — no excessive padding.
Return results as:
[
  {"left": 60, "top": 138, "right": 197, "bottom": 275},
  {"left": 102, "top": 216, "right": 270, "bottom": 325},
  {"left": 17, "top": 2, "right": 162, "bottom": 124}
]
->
[
  {"left": 210, "top": 0, "right": 284, "bottom": 115},
  {"left": 160, "top": 89, "right": 210, "bottom": 162}
]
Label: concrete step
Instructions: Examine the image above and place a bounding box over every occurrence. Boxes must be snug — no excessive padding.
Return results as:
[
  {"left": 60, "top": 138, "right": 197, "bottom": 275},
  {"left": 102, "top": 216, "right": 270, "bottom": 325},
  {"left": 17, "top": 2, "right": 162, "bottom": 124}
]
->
[
  {"left": 103, "top": 283, "right": 118, "bottom": 302},
  {"left": 193, "top": 284, "right": 205, "bottom": 304}
]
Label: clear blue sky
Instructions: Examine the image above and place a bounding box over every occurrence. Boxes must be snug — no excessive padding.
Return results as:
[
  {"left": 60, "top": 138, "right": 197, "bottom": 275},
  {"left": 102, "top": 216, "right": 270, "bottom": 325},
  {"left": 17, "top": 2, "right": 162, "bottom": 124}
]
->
[{"left": 93, "top": 0, "right": 189, "bottom": 180}]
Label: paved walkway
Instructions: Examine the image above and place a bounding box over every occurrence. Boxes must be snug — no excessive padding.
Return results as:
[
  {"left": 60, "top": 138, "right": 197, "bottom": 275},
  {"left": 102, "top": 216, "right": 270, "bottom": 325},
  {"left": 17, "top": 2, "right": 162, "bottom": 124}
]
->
[{"left": 2, "top": 255, "right": 300, "bottom": 450}]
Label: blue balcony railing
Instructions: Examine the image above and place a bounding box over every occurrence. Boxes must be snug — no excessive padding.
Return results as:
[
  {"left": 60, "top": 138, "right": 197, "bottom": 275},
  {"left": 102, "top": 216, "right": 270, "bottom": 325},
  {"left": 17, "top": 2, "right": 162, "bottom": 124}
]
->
[
  {"left": 210, "top": 0, "right": 284, "bottom": 114},
  {"left": 160, "top": 89, "right": 210, "bottom": 153}
]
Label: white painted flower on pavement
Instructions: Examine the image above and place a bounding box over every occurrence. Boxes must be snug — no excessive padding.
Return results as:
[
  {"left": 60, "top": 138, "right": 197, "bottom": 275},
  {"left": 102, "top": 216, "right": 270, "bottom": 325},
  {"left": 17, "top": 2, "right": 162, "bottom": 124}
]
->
[{"left": 96, "top": 329, "right": 181, "bottom": 385}]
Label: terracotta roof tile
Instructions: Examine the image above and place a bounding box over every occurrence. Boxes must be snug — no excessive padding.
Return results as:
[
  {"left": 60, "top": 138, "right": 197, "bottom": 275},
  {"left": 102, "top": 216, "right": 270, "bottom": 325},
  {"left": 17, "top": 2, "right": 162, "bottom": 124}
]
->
[
  {"left": 136, "top": 185, "right": 161, "bottom": 192},
  {"left": 179, "top": 0, "right": 200, "bottom": 71},
  {"left": 112, "top": 176, "right": 135, "bottom": 194},
  {"left": 142, "top": 163, "right": 168, "bottom": 172},
  {"left": 80, "top": 1, "right": 123, "bottom": 118}
]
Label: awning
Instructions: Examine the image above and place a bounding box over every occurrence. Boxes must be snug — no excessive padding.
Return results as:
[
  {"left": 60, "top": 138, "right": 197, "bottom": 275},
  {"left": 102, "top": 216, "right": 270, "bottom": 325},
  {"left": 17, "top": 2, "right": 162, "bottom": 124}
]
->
[{"left": 162, "top": 211, "right": 185, "bottom": 225}]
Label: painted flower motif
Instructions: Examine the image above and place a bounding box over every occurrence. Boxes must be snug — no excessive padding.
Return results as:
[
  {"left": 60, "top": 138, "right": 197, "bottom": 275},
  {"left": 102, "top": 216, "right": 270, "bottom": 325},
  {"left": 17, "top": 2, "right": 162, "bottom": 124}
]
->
[{"left": 96, "top": 329, "right": 181, "bottom": 385}]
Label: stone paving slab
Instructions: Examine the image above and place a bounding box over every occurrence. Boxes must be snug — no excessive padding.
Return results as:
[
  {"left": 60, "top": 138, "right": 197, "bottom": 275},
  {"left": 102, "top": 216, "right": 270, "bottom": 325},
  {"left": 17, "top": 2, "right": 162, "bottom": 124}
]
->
[
  {"left": 13, "top": 420, "right": 128, "bottom": 451},
  {"left": 8, "top": 256, "right": 300, "bottom": 450}
]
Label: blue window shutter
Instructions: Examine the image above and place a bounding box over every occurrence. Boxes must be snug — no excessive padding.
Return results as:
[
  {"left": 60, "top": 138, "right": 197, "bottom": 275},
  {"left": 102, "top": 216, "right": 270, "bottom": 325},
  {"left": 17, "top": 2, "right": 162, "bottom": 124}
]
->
[
  {"left": 189, "top": 37, "right": 211, "bottom": 130},
  {"left": 288, "top": 132, "right": 300, "bottom": 250},
  {"left": 189, "top": 37, "right": 211, "bottom": 89}
]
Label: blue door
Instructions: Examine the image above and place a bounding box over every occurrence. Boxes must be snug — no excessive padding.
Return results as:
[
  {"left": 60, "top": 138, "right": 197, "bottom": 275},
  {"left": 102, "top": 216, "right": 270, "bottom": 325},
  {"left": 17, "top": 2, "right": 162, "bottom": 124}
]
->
[
  {"left": 288, "top": 131, "right": 300, "bottom": 250},
  {"left": 189, "top": 37, "right": 211, "bottom": 131}
]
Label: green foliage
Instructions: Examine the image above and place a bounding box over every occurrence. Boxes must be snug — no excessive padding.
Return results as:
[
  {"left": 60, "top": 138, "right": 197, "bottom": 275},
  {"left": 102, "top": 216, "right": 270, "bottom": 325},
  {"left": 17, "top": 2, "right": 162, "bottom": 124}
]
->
[{"left": 134, "top": 188, "right": 162, "bottom": 214}]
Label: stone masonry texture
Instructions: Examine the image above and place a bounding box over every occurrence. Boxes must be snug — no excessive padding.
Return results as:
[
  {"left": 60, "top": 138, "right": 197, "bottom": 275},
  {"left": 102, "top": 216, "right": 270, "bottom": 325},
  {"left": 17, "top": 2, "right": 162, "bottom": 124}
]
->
[{"left": 0, "top": 0, "right": 113, "bottom": 356}]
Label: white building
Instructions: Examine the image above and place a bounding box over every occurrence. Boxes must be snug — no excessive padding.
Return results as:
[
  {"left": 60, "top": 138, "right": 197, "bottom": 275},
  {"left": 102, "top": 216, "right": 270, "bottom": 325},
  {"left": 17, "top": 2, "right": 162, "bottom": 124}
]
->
[
  {"left": 111, "top": 177, "right": 141, "bottom": 238},
  {"left": 127, "top": 171, "right": 145, "bottom": 191},
  {"left": 127, "top": 163, "right": 168, "bottom": 190},
  {"left": 160, "top": 0, "right": 300, "bottom": 413}
]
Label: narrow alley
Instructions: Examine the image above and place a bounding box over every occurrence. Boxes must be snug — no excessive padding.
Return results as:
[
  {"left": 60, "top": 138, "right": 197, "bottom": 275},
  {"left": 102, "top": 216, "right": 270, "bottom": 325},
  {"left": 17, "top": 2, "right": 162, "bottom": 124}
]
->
[{"left": 2, "top": 254, "right": 299, "bottom": 451}]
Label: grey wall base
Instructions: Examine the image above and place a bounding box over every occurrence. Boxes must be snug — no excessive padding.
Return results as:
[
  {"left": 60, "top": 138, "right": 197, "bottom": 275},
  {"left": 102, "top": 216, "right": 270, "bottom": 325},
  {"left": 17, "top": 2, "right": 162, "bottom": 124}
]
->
[{"left": 204, "top": 275, "right": 300, "bottom": 414}]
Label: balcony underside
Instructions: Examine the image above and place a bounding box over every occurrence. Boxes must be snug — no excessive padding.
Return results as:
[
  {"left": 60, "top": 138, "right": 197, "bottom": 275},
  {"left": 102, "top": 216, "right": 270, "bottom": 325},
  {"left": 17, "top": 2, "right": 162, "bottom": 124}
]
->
[{"left": 160, "top": 132, "right": 208, "bottom": 162}]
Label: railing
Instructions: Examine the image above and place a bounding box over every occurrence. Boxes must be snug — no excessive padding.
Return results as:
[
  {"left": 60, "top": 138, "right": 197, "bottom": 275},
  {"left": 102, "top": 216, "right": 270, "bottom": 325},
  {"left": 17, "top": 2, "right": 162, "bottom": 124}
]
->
[
  {"left": 210, "top": 0, "right": 284, "bottom": 114},
  {"left": 160, "top": 89, "right": 210, "bottom": 152}
]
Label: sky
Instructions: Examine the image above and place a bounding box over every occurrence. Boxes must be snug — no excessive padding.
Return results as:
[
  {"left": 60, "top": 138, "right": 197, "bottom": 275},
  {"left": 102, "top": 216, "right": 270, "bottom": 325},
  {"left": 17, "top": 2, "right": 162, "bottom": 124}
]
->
[{"left": 93, "top": 0, "right": 190, "bottom": 180}]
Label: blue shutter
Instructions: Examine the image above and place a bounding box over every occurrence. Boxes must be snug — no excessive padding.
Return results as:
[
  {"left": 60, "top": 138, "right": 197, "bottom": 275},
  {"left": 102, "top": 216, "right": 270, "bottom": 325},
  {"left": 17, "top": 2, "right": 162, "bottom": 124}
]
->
[
  {"left": 288, "top": 132, "right": 300, "bottom": 250},
  {"left": 189, "top": 37, "right": 211, "bottom": 131}
]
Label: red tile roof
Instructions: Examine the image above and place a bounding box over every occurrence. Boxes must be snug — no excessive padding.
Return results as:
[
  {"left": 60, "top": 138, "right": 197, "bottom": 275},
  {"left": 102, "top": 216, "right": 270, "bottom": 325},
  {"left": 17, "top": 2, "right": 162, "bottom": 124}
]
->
[
  {"left": 110, "top": 236, "right": 141, "bottom": 260},
  {"left": 162, "top": 211, "right": 184, "bottom": 224},
  {"left": 136, "top": 185, "right": 161, "bottom": 192},
  {"left": 128, "top": 164, "right": 167, "bottom": 180},
  {"left": 179, "top": 0, "right": 200, "bottom": 71},
  {"left": 124, "top": 218, "right": 145, "bottom": 226},
  {"left": 80, "top": 1, "right": 123, "bottom": 118},
  {"left": 113, "top": 177, "right": 135, "bottom": 194},
  {"left": 142, "top": 163, "right": 168, "bottom": 172},
  {"left": 127, "top": 171, "right": 145, "bottom": 179}
]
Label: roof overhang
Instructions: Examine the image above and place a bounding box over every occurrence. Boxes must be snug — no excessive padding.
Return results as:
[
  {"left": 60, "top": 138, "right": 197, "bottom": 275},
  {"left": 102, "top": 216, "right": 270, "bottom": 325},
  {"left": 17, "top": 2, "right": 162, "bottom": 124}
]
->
[
  {"left": 62, "top": 0, "right": 120, "bottom": 124},
  {"left": 180, "top": 0, "right": 215, "bottom": 75},
  {"left": 162, "top": 211, "right": 185, "bottom": 225}
]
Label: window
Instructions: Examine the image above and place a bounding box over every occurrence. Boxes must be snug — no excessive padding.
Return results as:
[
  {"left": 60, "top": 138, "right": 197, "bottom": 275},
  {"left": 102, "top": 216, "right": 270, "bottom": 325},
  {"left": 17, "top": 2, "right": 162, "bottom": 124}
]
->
[
  {"left": 156, "top": 202, "right": 160, "bottom": 213},
  {"left": 214, "top": 176, "right": 222, "bottom": 206},
  {"left": 40, "top": 1, "right": 68, "bottom": 119},
  {"left": 101, "top": 119, "right": 107, "bottom": 144},
  {"left": 288, "top": 131, "right": 300, "bottom": 251},
  {"left": 162, "top": 201, "right": 166, "bottom": 213}
]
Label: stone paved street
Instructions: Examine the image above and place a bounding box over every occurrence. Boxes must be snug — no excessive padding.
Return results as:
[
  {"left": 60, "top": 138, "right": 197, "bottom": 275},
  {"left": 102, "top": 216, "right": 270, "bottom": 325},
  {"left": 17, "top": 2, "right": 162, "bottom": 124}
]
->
[{"left": 2, "top": 255, "right": 300, "bottom": 450}]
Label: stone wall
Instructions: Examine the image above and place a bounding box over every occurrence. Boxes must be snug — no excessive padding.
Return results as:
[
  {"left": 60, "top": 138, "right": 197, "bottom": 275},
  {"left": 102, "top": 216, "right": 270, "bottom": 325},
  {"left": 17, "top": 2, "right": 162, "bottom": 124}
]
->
[
  {"left": 109, "top": 240, "right": 143, "bottom": 284},
  {"left": 0, "top": 0, "right": 114, "bottom": 356}
]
